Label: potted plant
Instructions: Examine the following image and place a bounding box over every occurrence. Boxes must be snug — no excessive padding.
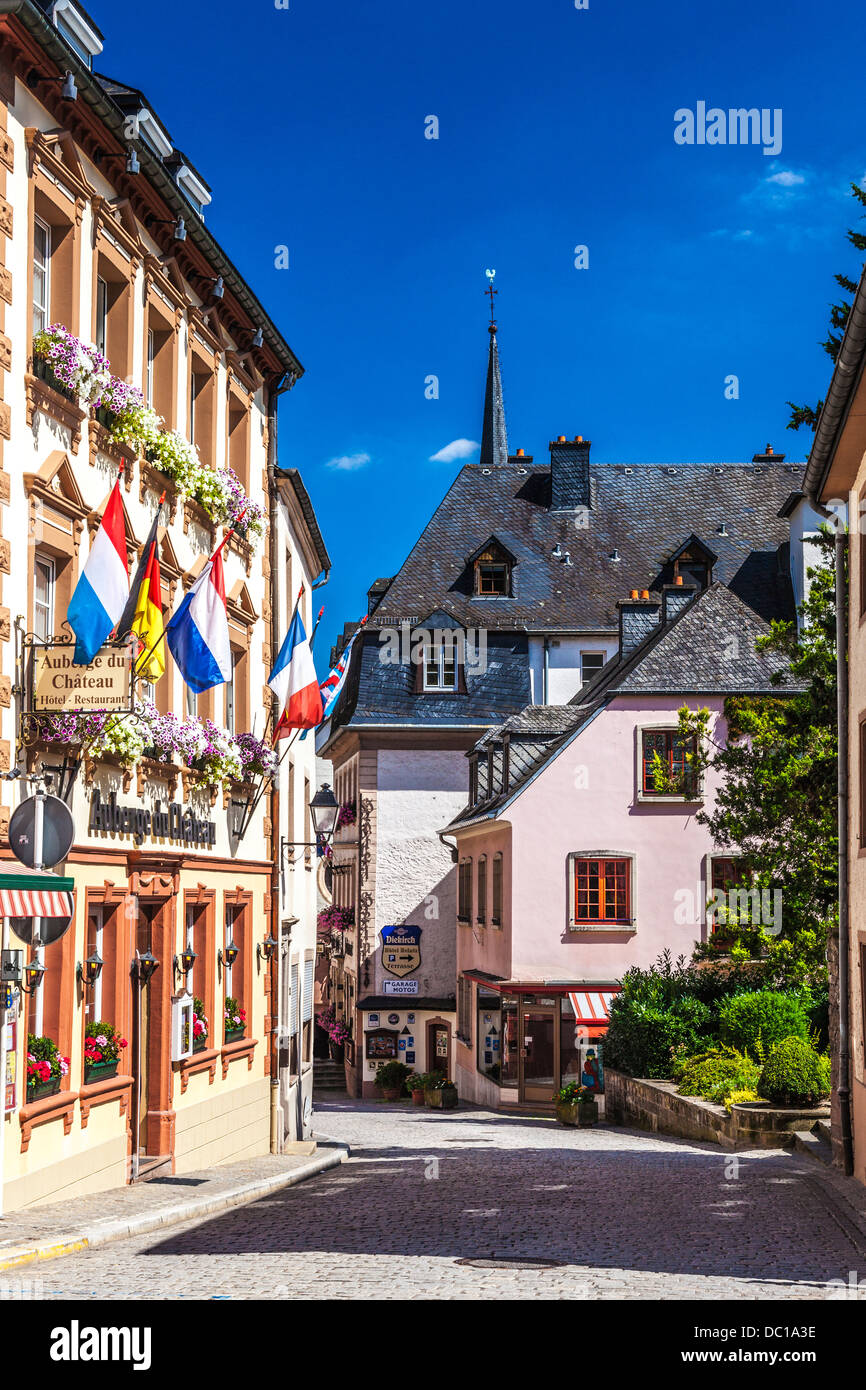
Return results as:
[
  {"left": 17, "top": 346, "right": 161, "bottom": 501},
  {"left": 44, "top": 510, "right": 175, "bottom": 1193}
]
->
[
  {"left": 83, "top": 1021, "right": 127, "bottom": 1083},
  {"left": 192, "top": 997, "right": 209, "bottom": 1053},
  {"left": 554, "top": 1080, "right": 598, "bottom": 1126},
  {"left": 405, "top": 1072, "right": 426, "bottom": 1105},
  {"left": 375, "top": 1060, "right": 410, "bottom": 1101},
  {"left": 224, "top": 996, "right": 246, "bottom": 1042},
  {"left": 26, "top": 1034, "right": 69, "bottom": 1101},
  {"left": 433, "top": 1074, "right": 458, "bottom": 1110},
  {"left": 424, "top": 1072, "right": 444, "bottom": 1108}
]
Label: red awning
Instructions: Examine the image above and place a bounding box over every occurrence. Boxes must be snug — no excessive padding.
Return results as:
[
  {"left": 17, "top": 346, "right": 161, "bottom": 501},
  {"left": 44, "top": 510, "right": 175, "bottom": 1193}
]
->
[
  {"left": 0, "top": 887, "right": 74, "bottom": 919},
  {"left": 567, "top": 989, "right": 619, "bottom": 1032}
]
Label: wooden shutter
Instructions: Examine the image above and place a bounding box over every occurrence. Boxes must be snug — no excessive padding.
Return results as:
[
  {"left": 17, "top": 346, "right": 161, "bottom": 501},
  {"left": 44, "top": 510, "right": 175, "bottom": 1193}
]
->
[{"left": 302, "top": 959, "right": 314, "bottom": 1022}]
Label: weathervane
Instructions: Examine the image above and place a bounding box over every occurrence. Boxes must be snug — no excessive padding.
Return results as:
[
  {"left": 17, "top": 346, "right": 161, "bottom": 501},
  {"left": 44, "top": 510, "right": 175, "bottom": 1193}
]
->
[{"left": 484, "top": 268, "right": 497, "bottom": 326}]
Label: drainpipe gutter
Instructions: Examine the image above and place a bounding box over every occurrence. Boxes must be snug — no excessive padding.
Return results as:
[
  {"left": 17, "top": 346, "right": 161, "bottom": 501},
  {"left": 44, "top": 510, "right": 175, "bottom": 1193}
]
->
[{"left": 835, "top": 528, "right": 854, "bottom": 1175}]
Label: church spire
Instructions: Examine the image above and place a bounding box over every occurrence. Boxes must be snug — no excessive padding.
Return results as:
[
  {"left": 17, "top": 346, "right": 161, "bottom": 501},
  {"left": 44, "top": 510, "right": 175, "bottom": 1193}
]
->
[{"left": 480, "top": 270, "right": 508, "bottom": 468}]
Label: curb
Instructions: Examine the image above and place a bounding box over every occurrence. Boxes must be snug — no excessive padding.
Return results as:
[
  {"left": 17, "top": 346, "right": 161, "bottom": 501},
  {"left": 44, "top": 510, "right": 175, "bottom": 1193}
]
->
[{"left": 0, "top": 1140, "right": 350, "bottom": 1272}]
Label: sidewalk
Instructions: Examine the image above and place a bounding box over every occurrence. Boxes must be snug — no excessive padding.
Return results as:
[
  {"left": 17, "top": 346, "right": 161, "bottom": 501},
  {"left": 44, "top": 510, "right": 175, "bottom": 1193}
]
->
[{"left": 0, "top": 1136, "right": 349, "bottom": 1272}]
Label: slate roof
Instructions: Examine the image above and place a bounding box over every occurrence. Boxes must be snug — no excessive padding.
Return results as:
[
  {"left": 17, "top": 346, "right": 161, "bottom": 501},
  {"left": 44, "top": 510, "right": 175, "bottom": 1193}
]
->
[
  {"left": 445, "top": 582, "right": 803, "bottom": 830},
  {"left": 322, "top": 457, "right": 800, "bottom": 742},
  {"left": 368, "top": 460, "right": 802, "bottom": 633}
]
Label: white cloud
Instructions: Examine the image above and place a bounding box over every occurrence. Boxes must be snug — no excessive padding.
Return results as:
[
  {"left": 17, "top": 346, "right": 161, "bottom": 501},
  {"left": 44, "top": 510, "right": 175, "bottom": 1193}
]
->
[
  {"left": 765, "top": 169, "right": 805, "bottom": 188},
  {"left": 429, "top": 438, "right": 480, "bottom": 464},
  {"left": 325, "top": 452, "right": 370, "bottom": 472}
]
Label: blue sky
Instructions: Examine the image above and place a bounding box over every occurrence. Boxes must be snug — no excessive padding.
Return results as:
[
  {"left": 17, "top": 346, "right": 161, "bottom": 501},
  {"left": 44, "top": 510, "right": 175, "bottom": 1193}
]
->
[{"left": 102, "top": 0, "right": 866, "bottom": 655}]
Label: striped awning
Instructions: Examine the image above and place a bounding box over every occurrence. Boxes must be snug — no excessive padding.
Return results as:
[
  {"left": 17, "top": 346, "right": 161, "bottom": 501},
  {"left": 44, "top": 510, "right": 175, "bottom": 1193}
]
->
[
  {"left": 0, "top": 869, "right": 74, "bottom": 921},
  {"left": 568, "top": 989, "right": 619, "bottom": 1028}
]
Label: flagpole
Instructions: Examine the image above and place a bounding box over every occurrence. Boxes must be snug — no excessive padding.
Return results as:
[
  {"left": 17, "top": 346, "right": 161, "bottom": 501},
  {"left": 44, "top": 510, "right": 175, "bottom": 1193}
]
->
[{"left": 266, "top": 586, "right": 306, "bottom": 742}]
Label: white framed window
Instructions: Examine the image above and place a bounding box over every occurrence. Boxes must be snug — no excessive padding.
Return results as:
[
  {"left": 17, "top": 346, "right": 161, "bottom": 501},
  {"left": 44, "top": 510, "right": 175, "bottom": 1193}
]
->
[
  {"left": 34, "top": 553, "right": 55, "bottom": 641},
  {"left": 566, "top": 851, "right": 636, "bottom": 932},
  {"left": 95, "top": 275, "right": 108, "bottom": 355},
  {"left": 225, "top": 651, "right": 237, "bottom": 734},
  {"left": 224, "top": 903, "right": 236, "bottom": 993},
  {"left": 33, "top": 217, "right": 51, "bottom": 336},
  {"left": 423, "top": 636, "right": 456, "bottom": 691},
  {"left": 84, "top": 905, "right": 104, "bottom": 1023},
  {"left": 580, "top": 650, "right": 606, "bottom": 687},
  {"left": 146, "top": 328, "right": 155, "bottom": 406}
]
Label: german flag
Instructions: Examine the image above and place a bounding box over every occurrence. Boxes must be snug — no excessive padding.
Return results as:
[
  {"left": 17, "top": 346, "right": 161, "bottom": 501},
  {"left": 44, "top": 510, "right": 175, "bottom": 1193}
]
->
[{"left": 117, "top": 510, "right": 165, "bottom": 681}]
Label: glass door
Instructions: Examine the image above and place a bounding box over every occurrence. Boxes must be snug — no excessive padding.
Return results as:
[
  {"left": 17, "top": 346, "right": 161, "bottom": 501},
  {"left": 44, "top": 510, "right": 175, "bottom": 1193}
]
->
[{"left": 519, "top": 1002, "right": 559, "bottom": 1103}]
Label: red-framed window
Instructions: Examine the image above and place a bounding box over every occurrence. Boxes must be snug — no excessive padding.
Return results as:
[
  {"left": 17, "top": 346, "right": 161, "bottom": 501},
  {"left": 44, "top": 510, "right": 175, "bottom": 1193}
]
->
[
  {"left": 573, "top": 858, "right": 630, "bottom": 925},
  {"left": 642, "top": 729, "right": 697, "bottom": 795}
]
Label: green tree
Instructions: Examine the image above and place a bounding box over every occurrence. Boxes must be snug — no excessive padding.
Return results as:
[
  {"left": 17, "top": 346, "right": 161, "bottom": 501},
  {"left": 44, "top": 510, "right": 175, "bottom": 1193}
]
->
[
  {"left": 656, "top": 537, "right": 838, "bottom": 984},
  {"left": 787, "top": 182, "right": 866, "bottom": 433}
]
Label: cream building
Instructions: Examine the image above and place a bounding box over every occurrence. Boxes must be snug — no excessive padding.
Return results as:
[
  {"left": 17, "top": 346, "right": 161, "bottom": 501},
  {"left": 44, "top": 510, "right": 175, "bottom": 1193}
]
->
[{"left": 0, "top": 0, "right": 326, "bottom": 1210}]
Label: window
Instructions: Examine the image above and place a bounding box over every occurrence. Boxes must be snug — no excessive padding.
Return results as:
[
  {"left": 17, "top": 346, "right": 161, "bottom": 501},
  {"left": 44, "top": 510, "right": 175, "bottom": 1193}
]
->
[
  {"left": 457, "top": 975, "right": 472, "bottom": 1042},
  {"left": 190, "top": 363, "right": 215, "bottom": 466},
  {"left": 709, "top": 856, "right": 748, "bottom": 933},
  {"left": 423, "top": 635, "right": 457, "bottom": 690},
  {"left": 83, "top": 906, "right": 104, "bottom": 1025},
  {"left": 289, "top": 959, "right": 299, "bottom": 1076},
  {"left": 571, "top": 857, "right": 631, "bottom": 927},
  {"left": 458, "top": 859, "right": 472, "bottom": 924},
  {"left": 474, "top": 547, "right": 510, "bottom": 596},
  {"left": 33, "top": 218, "right": 51, "bottom": 336},
  {"left": 492, "top": 854, "right": 503, "bottom": 926},
  {"left": 224, "top": 904, "right": 237, "bottom": 995},
  {"left": 95, "top": 275, "right": 108, "bottom": 354},
  {"left": 476, "top": 856, "right": 487, "bottom": 924},
  {"left": 581, "top": 651, "right": 605, "bottom": 686},
  {"left": 225, "top": 651, "right": 237, "bottom": 734},
  {"left": 641, "top": 729, "right": 697, "bottom": 797},
  {"left": 146, "top": 328, "right": 155, "bottom": 407},
  {"left": 34, "top": 554, "right": 55, "bottom": 641},
  {"left": 302, "top": 958, "right": 314, "bottom": 1063},
  {"left": 476, "top": 993, "right": 502, "bottom": 1079}
]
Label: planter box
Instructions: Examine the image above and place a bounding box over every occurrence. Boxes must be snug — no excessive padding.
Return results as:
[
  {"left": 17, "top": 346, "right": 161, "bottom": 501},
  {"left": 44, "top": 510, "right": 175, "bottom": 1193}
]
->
[
  {"left": 410, "top": 1089, "right": 425, "bottom": 1106},
  {"left": 578, "top": 1098, "right": 599, "bottom": 1127},
  {"left": 26, "top": 1076, "right": 61, "bottom": 1102},
  {"left": 83, "top": 1059, "right": 118, "bottom": 1084},
  {"left": 93, "top": 405, "right": 118, "bottom": 430},
  {"left": 224, "top": 1027, "right": 245, "bottom": 1043},
  {"left": 555, "top": 1101, "right": 580, "bottom": 1127},
  {"left": 32, "top": 355, "right": 78, "bottom": 403},
  {"left": 193, "top": 1037, "right": 209, "bottom": 1054},
  {"left": 439, "top": 1086, "right": 458, "bottom": 1110},
  {"left": 380, "top": 1087, "right": 401, "bottom": 1101},
  {"left": 425, "top": 1089, "right": 442, "bottom": 1108}
]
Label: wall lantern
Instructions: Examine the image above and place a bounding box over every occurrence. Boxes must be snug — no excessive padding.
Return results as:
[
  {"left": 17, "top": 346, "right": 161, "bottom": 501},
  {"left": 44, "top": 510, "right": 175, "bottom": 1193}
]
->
[
  {"left": 310, "top": 784, "right": 339, "bottom": 844},
  {"left": 218, "top": 941, "right": 239, "bottom": 971},
  {"left": 173, "top": 946, "right": 197, "bottom": 986},
  {"left": 22, "top": 959, "right": 45, "bottom": 995},
  {"left": 76, "top": 951, "right": 104, "bottom": 988},
  {"left": 137, "top": 950, "right": 159, "bottom": 983},
  {"left": 256, "top": 933, "right": 278, "bottom": 968}
]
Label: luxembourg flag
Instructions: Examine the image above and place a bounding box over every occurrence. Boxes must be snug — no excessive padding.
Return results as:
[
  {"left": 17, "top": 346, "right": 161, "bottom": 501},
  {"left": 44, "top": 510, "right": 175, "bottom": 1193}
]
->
[
  {"left": 165, "top": 547, "right": 232, "bottom": 693},
  {"left": 320, "top": 615, "right": 366, "bottom": 720},
  {"left": 67, "top": 477, "right": 129, "bottom": 664},
  {"left": 269, "top": 608, "right": 323, "bottom": 735}
]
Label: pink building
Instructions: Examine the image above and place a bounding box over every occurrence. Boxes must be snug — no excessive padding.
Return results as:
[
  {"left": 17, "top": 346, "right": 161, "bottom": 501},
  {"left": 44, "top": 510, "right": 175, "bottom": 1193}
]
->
[{"left": 447, "top": 582, "right": 796, "bottom": 1109}]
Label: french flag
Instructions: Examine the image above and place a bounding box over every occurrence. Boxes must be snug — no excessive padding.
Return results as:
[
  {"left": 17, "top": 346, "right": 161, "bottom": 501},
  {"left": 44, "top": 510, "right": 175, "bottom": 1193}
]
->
[
  {"left": 269, "top": 609, "right": 323, "bottom": 735},
  {"left": 68, "top": 478, "right": 129, "bottom": 664},
  {"left": 166, "top": 547, "right": 232, "bottom": 693}
]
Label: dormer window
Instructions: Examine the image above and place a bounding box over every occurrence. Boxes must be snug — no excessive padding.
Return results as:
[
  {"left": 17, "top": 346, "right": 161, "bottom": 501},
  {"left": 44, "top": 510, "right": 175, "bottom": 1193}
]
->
[
  {"left": 474, "top": 544, "right": 512, "bottom": 596},
  {"left": 668, "top": 536, "right": 716, "bottom": 593},
  {"left": 423, "top": 636, "right": 456, "bottom": 690},
  {"left": 51, "top": 1, "right": 103, "bottom": 69}
]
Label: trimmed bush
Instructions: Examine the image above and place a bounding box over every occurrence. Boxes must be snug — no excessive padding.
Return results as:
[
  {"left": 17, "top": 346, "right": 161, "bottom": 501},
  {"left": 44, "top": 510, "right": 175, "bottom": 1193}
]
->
[
  {"left": 676, "top": 1047, "right": 761, "bottom": 1105},
  {"left": 723, "top": 1088, "right": 765, "bottom": 1112},
  {"left": 717, "top": 990, "right": 810, "bottom": 1057},
  {"left": 604, "top": 994, "right": 713, "bottom": 1079},
  {"left": 758, "top": 1036, "right": 831, "bottom": 1107}
]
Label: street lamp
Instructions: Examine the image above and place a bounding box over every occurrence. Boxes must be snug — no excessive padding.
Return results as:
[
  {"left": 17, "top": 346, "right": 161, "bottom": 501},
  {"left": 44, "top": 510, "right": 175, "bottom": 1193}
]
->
[
  {"left": 310, "top": 784, "right": 339, "bottom": 844},
  {"left": 22, "top": 959, "right": 45, "bottom": 995},
  {"left": 137, "top": 950, "right": 159, "bottom": 983},
  {"left": 256, "top": 932, "right": 278, "bottom": 968},
  {"left": 218, "top": 941, "right": 239, "bottom": 972},
  {"left": 173, "top": 945, "right": 197, "bottom": 986}
]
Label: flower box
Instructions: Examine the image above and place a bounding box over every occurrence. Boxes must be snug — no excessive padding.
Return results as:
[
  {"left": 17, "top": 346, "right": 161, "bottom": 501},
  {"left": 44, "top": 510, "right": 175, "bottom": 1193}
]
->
[
  {"left": 84, "top": 1059, "right": 119, "bottom": 1085},
  {"left": 224, "top": 1027, "right": 245, "bottom": 1043},
  {"left": 425, "top": 1088, "right": 443, "bottom": 1109},
  {"left": 578, "top": 1098, "right": 599, "bottom": 1127},
  {"left": 32, "top": 354, "right": 78, "bottom": 404},
  {"left": 26, "top": 1076, "right": 61, "bottom": 1102},
  {"left": 93, "top": 405, "right": 118, "bottom": 430},
  {"left": 193, "top": 1036, "right": 208, "bottom": 1054}
]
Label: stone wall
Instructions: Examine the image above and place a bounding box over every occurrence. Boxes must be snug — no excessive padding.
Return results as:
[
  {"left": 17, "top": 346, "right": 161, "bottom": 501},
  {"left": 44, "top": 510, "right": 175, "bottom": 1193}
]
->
[{"left": 605, "top": 1069, "right": 830, "bottom": 1150}]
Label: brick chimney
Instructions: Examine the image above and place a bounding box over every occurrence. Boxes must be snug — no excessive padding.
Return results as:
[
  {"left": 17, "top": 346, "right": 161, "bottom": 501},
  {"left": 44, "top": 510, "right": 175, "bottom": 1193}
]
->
[
  {"left": 752, "top": 443, "right": 785, "bottom": 463},
  {"left": 549, "top": 435, "right": 591, "bottom": 511},
  {"left": 661, "top": 577, "right": 698, "bottom": 626},
  {"left": 618, "top": 590, "right": 661, "bottom": 658}
]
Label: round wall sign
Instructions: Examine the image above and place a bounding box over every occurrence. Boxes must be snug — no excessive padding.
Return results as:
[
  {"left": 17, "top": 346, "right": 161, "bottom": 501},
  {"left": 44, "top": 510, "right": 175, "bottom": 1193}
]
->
[
  {"left": 387, "top": 1013, "right": 400, "bottom": 1025},
  {"left": 9, "top": 795, "right": 74, "bottom": 870}
]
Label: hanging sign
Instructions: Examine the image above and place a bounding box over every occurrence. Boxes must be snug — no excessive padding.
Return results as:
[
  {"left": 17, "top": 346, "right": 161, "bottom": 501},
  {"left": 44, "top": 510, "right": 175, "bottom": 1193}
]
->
[
  {"left": 28, "top": 641, "right": 133, "bottom": 714},
  {"left": 380, "top": 924, "right": 421, "bottom": 978}
]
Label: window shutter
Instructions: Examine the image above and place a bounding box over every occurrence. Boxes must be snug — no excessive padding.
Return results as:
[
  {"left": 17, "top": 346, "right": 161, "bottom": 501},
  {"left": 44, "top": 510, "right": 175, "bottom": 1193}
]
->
[
  {"left": 302, "top": 959, "right": 314, "bottom": 1022},
  {"left": 290, "top": 962, "right": 299, "bottom": 1036}
]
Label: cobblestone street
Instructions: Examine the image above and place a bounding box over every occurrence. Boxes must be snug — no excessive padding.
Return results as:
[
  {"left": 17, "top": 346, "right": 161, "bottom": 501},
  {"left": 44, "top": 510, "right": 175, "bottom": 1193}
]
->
[{"left": 28, "top": 1100, "right": 866, "bottom": 1300}]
